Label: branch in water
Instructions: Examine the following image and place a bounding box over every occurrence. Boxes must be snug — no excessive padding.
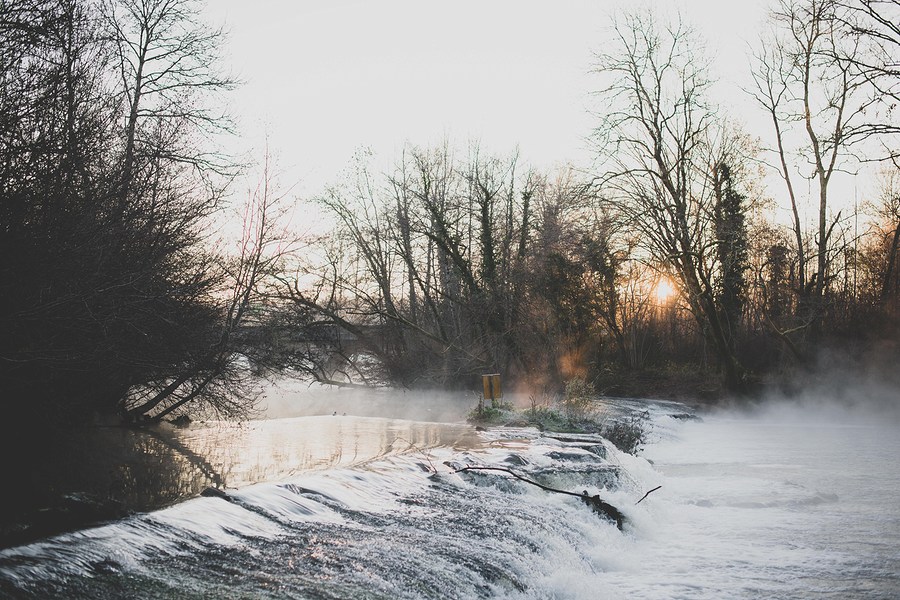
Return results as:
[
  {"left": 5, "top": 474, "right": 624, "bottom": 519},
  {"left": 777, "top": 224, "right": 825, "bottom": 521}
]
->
[
  {"left": 635, "top": 485, "right": 662, "bottom": 505},
  {"left": 453, "top": 465, "right": 625, "bottom": 530}
]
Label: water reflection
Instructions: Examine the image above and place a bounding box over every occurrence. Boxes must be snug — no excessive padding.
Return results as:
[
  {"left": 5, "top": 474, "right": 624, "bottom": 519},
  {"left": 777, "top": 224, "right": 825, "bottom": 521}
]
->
[
  {"left": 1, "top": 416, "right": 480, "bottom": 548},
  {"left": 174, "top": 416, "right": 481, "bottom": 490}
]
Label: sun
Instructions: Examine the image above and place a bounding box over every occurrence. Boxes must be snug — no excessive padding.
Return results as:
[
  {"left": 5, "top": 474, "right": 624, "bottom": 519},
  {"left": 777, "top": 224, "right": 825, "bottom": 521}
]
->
[{"left": 655, "top": 277, "right": 677, "bottom": 304}]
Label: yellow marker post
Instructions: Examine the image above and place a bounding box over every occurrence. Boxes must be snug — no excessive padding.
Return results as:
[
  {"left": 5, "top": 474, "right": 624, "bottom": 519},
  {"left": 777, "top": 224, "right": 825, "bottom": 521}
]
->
[{"left": 482, "top": 373, "right": 502, "bottom": 408}]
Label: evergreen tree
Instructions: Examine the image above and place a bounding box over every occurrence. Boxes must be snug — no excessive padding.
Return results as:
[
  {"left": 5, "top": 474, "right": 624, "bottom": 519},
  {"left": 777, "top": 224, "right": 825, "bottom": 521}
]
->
[{"left": 712, "top": 162, "right": 749, "bottom": 351}]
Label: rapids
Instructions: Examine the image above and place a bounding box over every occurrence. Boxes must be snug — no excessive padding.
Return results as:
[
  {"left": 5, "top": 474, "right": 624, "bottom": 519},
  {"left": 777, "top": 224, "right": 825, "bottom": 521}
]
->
[{"left": 0, "top": 395, "right": 898, "bottom": 599}]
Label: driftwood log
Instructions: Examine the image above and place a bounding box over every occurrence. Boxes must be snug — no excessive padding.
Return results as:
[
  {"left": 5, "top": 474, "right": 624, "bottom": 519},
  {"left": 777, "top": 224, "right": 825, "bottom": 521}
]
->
[{"left": 453, "top": 465, "right": 626, "bottom": 530}]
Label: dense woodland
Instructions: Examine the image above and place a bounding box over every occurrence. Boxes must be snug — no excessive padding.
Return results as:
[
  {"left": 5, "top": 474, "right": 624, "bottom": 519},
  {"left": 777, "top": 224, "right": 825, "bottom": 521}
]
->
[{"left": 1, "top": 0, "right": 899, "bottom": 440}]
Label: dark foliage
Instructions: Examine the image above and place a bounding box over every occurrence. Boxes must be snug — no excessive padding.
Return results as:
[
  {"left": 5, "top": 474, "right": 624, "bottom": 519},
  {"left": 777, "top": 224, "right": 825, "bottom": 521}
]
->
[{"left": 0, "top": 0, "right": 240, "bottom": 436}]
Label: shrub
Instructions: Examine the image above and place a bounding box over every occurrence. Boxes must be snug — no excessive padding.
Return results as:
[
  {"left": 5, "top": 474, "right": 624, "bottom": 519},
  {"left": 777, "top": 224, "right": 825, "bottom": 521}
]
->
[
  {"left": 562, "top": 377, "right": 597, "bottom": 420},
  {"left": 601, "top": 410, "right": 649, "bottom": 454},
  {"left": 467, "top": 401, "right": 515, "bottom": 425}
]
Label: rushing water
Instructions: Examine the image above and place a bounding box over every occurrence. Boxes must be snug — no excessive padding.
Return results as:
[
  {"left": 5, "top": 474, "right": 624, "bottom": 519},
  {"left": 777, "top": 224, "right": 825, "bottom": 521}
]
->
[{"left": 1, "top": 395, "right": 898, "bottom": 599}]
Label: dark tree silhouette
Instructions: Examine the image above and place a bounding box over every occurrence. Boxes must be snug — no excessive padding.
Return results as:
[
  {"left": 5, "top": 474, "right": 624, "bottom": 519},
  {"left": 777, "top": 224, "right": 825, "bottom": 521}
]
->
[{"left": 0, "top": 0, "right": 253, "bottom": 431}]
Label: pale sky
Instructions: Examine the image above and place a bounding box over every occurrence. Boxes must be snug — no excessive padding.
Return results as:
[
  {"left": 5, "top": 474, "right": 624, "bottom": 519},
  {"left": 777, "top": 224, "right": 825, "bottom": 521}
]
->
[{"left": 206, "top": 0, "right": 773, "bottom": 199}]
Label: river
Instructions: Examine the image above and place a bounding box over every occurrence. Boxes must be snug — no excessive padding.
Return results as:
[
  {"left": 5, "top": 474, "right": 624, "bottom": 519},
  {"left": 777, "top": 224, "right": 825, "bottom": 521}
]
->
[{"left": 0, "top": 387, "right": 898, "bottom": 599}]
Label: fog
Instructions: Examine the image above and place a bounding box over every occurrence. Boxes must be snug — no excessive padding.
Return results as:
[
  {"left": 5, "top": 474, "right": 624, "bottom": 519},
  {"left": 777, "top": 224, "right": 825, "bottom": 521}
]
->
[
  {"left": 723, "top": 347, "right": 900, "bottom": 426},
  {"left": 618, "top": 386, "right": 900, "bottom": 598},
  {"left": 259, "top": 378, "right": 480, "bottom": 423}
]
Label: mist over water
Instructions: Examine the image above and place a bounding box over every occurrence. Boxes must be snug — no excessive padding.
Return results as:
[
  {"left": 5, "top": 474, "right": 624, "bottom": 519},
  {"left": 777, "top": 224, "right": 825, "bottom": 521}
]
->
[
  {"left": 612, "top": 399, "right": 900, "bottom": 598},
  {"left": 260, "top": 380, "right": 479, "bottom": 422},
  {"left": 1, "top": 385, "right": 898, "bottom": 599}
]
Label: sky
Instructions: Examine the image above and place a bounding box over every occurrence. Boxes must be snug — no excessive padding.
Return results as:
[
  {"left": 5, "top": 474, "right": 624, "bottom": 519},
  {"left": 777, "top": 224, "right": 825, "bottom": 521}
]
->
[{"left": 205, "top": 0, "right": 774, "bottom": 201}]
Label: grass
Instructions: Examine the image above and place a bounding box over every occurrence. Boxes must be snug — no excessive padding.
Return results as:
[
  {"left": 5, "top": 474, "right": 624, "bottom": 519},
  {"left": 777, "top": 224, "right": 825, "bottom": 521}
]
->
[{"left": 467, "top": 378, "right": 650, "bottom": 455}]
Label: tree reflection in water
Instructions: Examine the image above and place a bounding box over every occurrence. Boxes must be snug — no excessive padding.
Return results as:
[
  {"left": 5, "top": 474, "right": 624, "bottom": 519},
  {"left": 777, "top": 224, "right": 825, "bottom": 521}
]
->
[{"left": 2, "top": 416, "right": 478, "bottom": 547}]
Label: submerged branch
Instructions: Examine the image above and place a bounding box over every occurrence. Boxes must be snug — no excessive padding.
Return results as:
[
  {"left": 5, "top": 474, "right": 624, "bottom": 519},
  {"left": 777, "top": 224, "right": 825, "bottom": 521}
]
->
[{"left": 453, "top": 465, "right": 625, "bottom": 529}]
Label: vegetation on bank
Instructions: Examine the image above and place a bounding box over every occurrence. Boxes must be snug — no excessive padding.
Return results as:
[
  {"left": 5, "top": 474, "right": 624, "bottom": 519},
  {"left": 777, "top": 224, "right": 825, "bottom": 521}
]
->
[
  {"left": 0, "top": 0, "right": 297, "bottom": 434},
  {"left": 468, "top": 378, "right": 651, "bottom": 455}
]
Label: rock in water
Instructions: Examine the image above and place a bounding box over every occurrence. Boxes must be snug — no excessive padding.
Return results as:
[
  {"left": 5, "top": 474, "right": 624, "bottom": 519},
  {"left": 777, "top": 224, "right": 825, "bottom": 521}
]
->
[{"left": 200, "top": 487, "right": 231, "bottom": 501}]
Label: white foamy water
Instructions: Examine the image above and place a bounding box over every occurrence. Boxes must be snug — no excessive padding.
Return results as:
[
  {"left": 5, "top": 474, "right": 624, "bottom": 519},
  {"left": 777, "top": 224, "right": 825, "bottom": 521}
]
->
[
  {"left": 1, "top": 398, "right": 898, "bottom": 599},
  {"left": 605, "top": 401, "right": 900, "bottom": 599}
]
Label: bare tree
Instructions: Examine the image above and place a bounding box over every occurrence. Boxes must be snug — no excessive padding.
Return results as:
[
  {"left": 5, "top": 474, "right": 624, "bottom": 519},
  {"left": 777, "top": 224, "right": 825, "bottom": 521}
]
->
[
  {"left": 593, "top": 11, "right": 752, "bottom": 391},
  {"left": 861, "top": 168, "right": 900, "bottom": 304},
  {"left": 836, "top": 0, "right": 900, "bottom": 163},
  {"left": 125, "top": 149, "right": 295, "bottom": 421},
  {"left": 750, "top": 0, "right": 884, "bottom": 338},
  {"left": 102, "top": 0, "right": 236, "bottom": 207},
  {"left": 281, "top": 143, "right": 572, "bottom": 388},
  {"left": 0, "top": 0, "right": 258, "bottom": 429}
]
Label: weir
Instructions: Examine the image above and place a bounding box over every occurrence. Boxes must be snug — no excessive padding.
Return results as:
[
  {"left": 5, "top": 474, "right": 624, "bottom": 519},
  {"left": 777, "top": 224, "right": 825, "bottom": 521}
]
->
[{"left": 1, "top": 398, "right": 898, "bottom": 599}]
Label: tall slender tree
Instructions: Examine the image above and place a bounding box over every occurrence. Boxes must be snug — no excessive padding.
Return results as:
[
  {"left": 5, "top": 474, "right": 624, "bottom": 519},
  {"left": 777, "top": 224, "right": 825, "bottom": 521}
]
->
[{"left": 713, "top": 161, "right": 750, "bottom": 352}]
